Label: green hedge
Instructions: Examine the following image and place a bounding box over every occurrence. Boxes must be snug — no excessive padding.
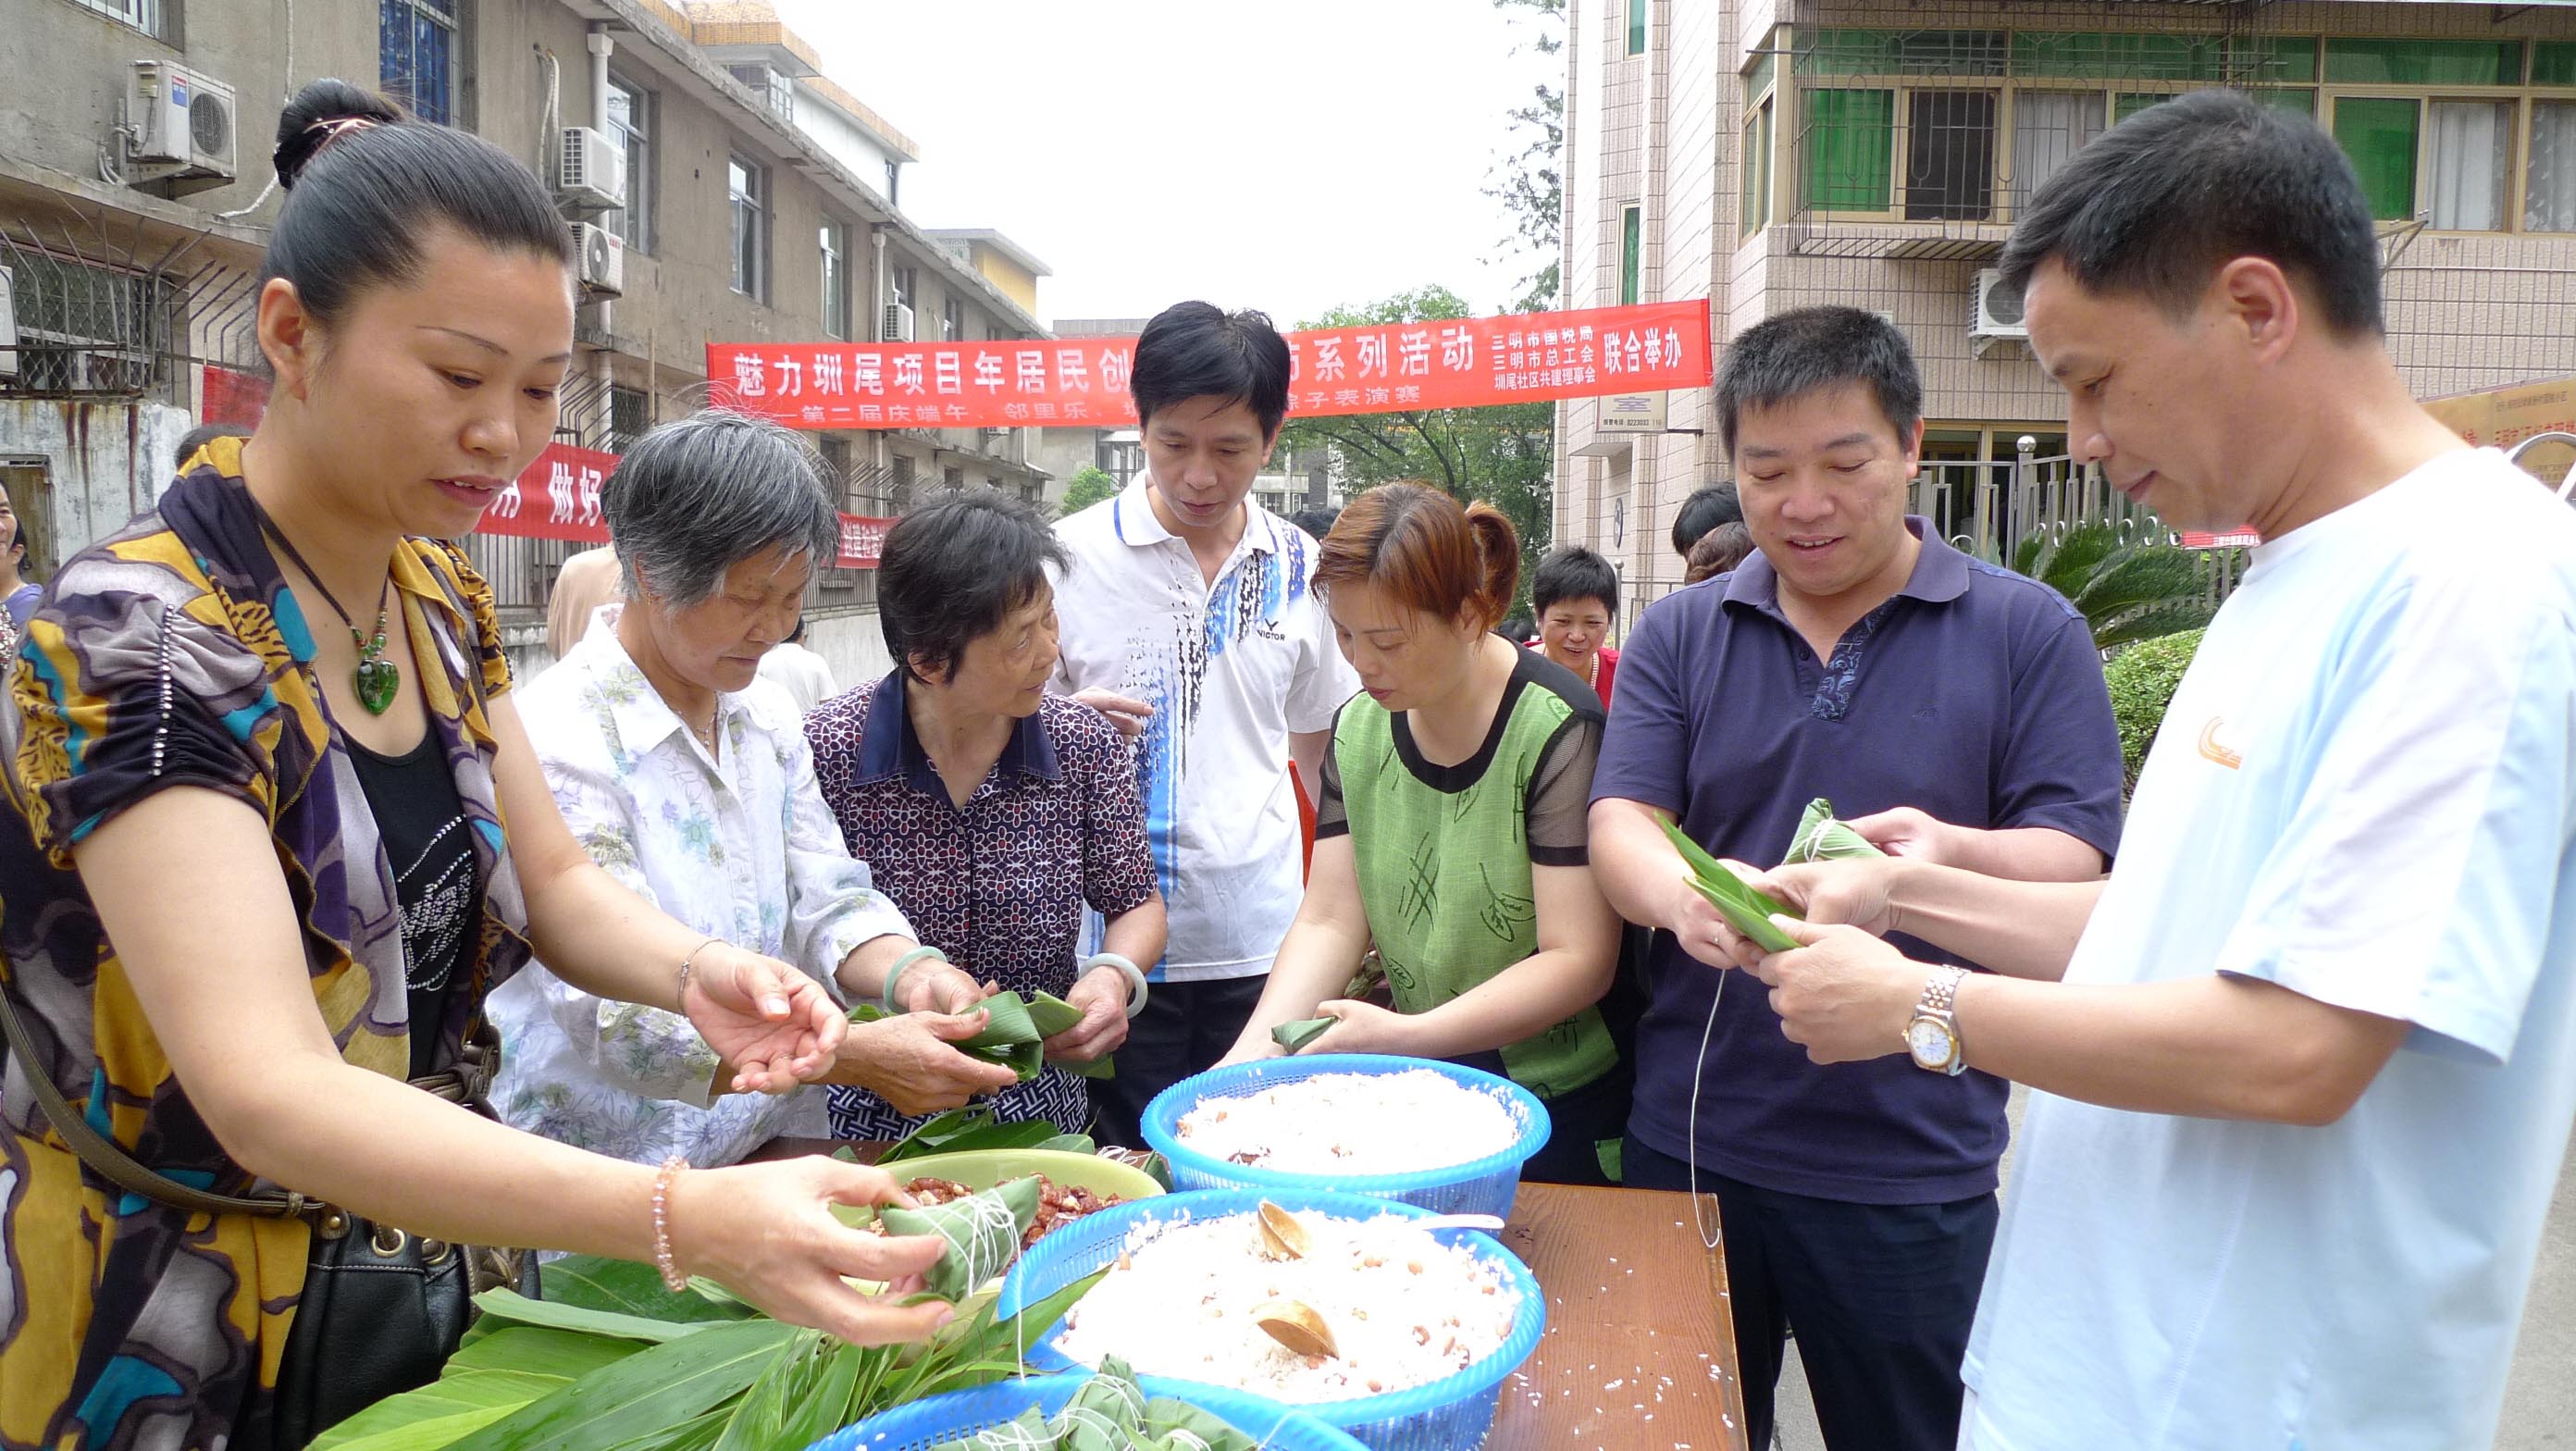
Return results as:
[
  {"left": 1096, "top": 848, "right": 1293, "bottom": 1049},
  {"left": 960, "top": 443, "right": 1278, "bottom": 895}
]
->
[{"left": 2104, "top": 628, "right": 2205, "bottom": 794}]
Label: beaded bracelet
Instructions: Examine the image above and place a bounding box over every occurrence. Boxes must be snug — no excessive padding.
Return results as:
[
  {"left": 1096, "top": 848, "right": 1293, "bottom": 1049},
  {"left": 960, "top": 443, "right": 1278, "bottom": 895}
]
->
[
  {"left": 878, "top": 945, "right": 954, "bottom": 1015},
  {"left": 650, "top": 1154, "right": 689, "bottom": 1292},
  {"left": 1082, "top": 952, "right": 1151, "bottom": 1020}
]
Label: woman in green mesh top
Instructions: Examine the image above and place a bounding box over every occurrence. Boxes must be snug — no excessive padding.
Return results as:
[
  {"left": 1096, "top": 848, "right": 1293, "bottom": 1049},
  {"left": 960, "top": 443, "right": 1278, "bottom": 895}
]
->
[{"left": 1221, "top": 483, "right": 1626, "bottom": 1184}]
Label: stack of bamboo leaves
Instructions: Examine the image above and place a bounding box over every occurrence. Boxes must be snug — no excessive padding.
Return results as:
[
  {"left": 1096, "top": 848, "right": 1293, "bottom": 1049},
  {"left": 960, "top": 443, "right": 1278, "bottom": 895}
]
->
[{"left": 312, "top": 1251, "right": 1106, "bottom": 1451}]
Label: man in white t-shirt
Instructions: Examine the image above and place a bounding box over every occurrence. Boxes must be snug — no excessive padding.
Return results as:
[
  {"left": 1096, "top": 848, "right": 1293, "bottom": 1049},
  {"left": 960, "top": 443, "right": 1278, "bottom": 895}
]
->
[
  {"left": 1050, "top": 301, "right": 1358, "bottom": 1146},
  {"left": 1703, "top": 91, "right": 2576, "bottom": 1450}
]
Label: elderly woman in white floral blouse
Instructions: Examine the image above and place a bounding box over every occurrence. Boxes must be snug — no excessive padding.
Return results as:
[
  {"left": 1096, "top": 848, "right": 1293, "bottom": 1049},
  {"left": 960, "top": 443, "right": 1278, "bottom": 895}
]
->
[{"left": 489, "top": 412, "right": 1018, "bottom": 1169}]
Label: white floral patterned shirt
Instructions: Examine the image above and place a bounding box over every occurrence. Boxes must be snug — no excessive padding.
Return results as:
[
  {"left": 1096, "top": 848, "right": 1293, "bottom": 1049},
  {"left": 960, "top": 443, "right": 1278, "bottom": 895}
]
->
[{"left": 488, "top": 605, "right": 914, "bottom": 1168}]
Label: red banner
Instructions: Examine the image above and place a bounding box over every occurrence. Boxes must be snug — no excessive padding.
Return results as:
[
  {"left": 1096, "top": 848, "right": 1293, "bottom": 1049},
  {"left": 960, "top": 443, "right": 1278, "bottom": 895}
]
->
[
  {"left": 479, "top": 442, "right": 896, "bottom": 568},
  {"left": 705, "top": 300, "right": 1714, "bottom": 431}
]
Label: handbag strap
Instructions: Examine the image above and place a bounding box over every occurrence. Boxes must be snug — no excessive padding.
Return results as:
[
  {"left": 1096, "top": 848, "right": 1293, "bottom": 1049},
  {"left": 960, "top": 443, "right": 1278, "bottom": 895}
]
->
[{"left": 0, "top": 981, "right": 314, "bottom": 1220}]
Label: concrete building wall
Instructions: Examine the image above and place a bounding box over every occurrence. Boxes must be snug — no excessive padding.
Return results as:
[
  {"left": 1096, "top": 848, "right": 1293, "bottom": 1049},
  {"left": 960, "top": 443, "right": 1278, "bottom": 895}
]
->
[
  {"left": 0, "top": 399, "right": 192, "bottom": 571},
  {"left": 1558, "top": 0, "right": 2576, "bottom": 614}
]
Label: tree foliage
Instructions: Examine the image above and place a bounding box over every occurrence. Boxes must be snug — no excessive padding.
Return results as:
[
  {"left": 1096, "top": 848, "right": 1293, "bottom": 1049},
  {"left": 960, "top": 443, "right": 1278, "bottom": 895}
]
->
[
  {"left": 1279, "top": 287, "right": 1554, "bottom": 609},
  {"left": 1489, "top": 0, "right": 1564, "bottom": 312},
  {"left": 1059, "top": 465, "right": 1119, "bottom": 516},
  {"left": 2008, "top": 523, "right": 2229, "bottom": 651}
]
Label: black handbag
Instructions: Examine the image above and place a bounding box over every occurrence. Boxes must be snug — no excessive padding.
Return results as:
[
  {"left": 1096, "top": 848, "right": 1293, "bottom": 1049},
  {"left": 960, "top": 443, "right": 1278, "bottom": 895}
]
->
[{"left": 0, "top": 996, "right": 530, "bottom": 1451}]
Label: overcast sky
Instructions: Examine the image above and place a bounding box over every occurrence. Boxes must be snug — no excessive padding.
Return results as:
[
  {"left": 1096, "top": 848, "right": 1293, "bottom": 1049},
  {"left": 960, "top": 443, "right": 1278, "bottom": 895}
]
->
[{"left": 774, "top": 0, "right": 1561, "bottom": 329}]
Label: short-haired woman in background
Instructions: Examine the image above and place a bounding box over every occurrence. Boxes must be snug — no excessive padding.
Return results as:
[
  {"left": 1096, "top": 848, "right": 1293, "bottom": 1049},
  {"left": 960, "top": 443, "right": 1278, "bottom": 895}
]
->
[
  {"left": 1223, "top": 484, "right": 1627, "bottom": 1184},
  {"left": 807, "top": 489, "right": 1167, "bottom": 1142},
  {"left": 1530, "top": 544, "right": 1622, "bottom": 709}
]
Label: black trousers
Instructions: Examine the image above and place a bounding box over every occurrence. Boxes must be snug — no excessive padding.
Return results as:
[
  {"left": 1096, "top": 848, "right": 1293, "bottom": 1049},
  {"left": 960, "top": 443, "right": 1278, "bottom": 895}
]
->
[
  {"left": 1086, "top": 974, "right": 1267, "bottom": 1152},
  {"left": 1624, "top": 1137, "right": 1997, "bottom": 1451},
  {"left": 1448, "top": 1048, "right": 1629, "bottom": 1187}
]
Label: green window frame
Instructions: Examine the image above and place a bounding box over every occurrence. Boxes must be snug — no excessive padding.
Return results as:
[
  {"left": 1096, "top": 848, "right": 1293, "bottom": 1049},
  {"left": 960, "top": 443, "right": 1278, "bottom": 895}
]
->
[
  {"left": 1808, "top": 28, "right": 2005, "bottom": 78},
  {"left": 2013, "top": 31, "right": 2223, "bottom": 83},
  {"left": 1619, "top": 205, "right": 1642, "bottom": 304},
  {"left": 2324, "top": 38, "right": 2522, "bottom": 87},
  {"left": 2332, "top": 95, "right": 2421, "bottom": 221},
  {"left": 1803, "top": 87, "right": 1896, "bottom": 212},
  {"left": 1741, "top": 98, "right": 1774, "bottom": 237},
  {"left": 1627, "top": 0, "right": 1644, "bottom": 56}
]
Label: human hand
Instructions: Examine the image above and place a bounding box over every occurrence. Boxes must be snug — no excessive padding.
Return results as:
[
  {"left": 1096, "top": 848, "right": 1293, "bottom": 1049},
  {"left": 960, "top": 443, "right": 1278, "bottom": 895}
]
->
[
  {"left": 1696, "top": 859, "right": 1908, "bottom": 970},
  {"left": 683, "top": 944, "right": 847, "bottom": 1093},
  {"left": 1745, "top": 916, "right": 1926, "bottom": 1065},
  {"left": 1300, "top": 998, "right": 1422, "bottom": 1056},
  {"left": 1069, "top": 688, "right": 1153, "bottom": 739},
  {"left": 1666, "top": 860, "right": 1763, "bottom": 971},
  {"left": 834, "top": 1011, "right": 1019, "bottom": 1115},
  {"left": 668, "top": 1157, "right": 955, "bottom": 1345},
  {"left": 1042, "top": 965, "right": 1131, "bottom": 1065},
  {"left": 1841, "top": 805, "right": 1966, "bottom": 866},
  {"left": 895, "top": 958, "right": 993, "bottom": 1017}
]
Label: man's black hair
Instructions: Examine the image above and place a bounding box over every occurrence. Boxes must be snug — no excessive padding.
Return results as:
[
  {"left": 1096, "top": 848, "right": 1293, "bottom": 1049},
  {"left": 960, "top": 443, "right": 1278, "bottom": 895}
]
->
[
  {"left": 1129, "top": 301, "right": 1293, "bottom": 438},
  {"left": 1715, "top": 306, "right": 1923, "bottom": 457},
  {"left": 1670, "top": 483, "right": 1741, "bottom": 559},
  {"left": 1997, "top": 88, "right": 2383, "bottom": 339}
]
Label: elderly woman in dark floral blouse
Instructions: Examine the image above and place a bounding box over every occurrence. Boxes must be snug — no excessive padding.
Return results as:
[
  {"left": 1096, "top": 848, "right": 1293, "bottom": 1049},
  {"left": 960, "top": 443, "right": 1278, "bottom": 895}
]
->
[{"left": 807, "top": 489, "right": 1168, "bottom": 1141}]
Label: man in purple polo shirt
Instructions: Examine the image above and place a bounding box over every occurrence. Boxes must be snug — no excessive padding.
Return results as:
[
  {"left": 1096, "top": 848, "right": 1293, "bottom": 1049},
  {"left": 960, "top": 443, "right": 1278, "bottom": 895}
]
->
[{"left": 1588, "top": 305, "right": 2123, "bottom": 1451}]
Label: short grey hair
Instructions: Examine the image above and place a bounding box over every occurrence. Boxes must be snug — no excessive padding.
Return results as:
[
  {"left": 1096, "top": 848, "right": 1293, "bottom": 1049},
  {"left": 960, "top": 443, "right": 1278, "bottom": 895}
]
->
[{"left": 601, "top": 410, "right": 839, "bottom": 609}]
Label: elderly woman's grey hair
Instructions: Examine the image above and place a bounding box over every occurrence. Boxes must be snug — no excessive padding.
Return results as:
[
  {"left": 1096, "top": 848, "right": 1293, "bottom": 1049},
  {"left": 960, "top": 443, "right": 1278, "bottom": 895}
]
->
[{"left": 601, "top": 410, "right": 840, "bottom": 609}]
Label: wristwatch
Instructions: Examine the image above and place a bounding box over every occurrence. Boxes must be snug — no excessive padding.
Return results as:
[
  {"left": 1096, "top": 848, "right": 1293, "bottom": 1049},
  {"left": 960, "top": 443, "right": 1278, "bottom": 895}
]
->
[{"left": 1905, "top": 966, "right": 1972, "bottom": 1076}]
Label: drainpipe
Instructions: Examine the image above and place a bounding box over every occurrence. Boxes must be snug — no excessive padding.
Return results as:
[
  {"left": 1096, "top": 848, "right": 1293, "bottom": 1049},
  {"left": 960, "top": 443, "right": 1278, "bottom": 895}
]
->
[
  {"left": 871, "top": 223, "right": 890, "bottom": 488},
  {"left": 588, "top": 24, "right": 615, "bottom": 442}
]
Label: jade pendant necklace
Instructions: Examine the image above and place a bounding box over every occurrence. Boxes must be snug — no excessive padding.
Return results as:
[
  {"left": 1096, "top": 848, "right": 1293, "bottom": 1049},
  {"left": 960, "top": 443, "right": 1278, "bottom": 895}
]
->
[{"left": 255, "top": 510, "right": 399, "bottom": 715}]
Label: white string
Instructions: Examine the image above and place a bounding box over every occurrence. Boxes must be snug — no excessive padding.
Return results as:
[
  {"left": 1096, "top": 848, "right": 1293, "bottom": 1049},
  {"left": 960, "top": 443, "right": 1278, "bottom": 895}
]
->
[{"left": 1685, "top": 967, "right": 1728, "bottom": 1251}]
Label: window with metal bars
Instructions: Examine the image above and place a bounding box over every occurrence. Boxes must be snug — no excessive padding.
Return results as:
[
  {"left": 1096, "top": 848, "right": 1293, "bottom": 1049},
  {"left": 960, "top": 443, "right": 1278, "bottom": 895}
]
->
[
  {"left": 608, "top": 386, "right": 650, "bottom": 454},
  {"left": 379, "top": 0, "right": 457, "bottom": 126},
  {"left": 62, "top": 0, "right": 165, "bottom": 38}
]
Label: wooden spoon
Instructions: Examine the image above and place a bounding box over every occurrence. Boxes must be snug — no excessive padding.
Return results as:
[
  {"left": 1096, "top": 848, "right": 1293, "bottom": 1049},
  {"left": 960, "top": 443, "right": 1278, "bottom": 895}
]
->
[
  {"left": 1252, "top": 1298, "right": 1338, "bottom": 1359},
  {"left": 1256, "top": 1200, "right": 1311, "bottom": 1261}
]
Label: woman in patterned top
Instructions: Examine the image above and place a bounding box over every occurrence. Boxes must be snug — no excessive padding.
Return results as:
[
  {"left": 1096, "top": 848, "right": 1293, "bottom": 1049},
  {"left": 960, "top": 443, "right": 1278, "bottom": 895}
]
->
[
  {"left": 808, "top": 490, "right": 1168, "bottom": 1142},
  {"left": 0, "top": 81, "right": 955, "bottom": 1451},
  {"left": 1221, "top": 484, "right": 1628, "bottom": 1184}
]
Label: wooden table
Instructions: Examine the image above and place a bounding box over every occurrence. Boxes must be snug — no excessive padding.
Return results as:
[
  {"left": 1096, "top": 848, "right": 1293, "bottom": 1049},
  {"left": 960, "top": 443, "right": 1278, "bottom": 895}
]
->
[
  {"left": 757, "top": 1141, "right": 1750, "bottom": 1449},
  {"left": 1483, "top": 1183, "right": 1751, "bottom": 1451}
]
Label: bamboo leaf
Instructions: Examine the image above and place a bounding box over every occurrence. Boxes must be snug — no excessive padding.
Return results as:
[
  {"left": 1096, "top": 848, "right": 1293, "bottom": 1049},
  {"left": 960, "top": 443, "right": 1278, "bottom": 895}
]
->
[
  {"left": 777, "top": 1340, "right": 873, "bottom": 1450},
  {"left": 445, "top": 1318, "right": 803, "bottom": 1451},
  {"left": 469, "top": 1288, "right": 717, "bottom": 1344},
  {"left": 707, "top": 1330, "right": 823, "bottom": 1451},
  {"left": 310, "top": 1370, "right": 560, "bottom": 1451},
  {"left": 1657, "top": 816, "right": 1803, "bottom": 953},
  {"left": 1272, "top": 1017, "right": 1336, "bottom": 1052},
  {"left": 540, "top": 1255, "right": 757, "bottom": 1325},
  {"left": 1784, "top": 798, "right": 1886, "bottom": 864},
  {"left": 446, "top": 1327, "right": 651, "bottom": 1380}
]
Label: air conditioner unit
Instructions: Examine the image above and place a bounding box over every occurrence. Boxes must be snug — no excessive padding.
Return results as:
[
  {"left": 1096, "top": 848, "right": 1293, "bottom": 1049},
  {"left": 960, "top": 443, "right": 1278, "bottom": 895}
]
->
[
  {"left": 0, "top": 267, "right": 17, "bottom": 381},
  {"left": 127, "top": 60, "right": 239, "bottom": 186},
  {"left": 883, "top": 303, "right": 915, "bottom": 342},
  {"left": 557, "top": 126, "right": 626, "bottom": 214},
  {"left": 1969, "top": 268, "right": 2029, "bottom": 352},
  {"left": 569, "top": 221, "right": 625, "bottom": 298}
]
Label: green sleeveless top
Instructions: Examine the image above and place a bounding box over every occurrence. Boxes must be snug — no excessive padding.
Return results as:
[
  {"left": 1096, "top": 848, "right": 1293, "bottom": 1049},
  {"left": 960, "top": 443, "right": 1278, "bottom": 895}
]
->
[{"left": 1318, "top": 648, "right": 1616, "bottom": 1099}]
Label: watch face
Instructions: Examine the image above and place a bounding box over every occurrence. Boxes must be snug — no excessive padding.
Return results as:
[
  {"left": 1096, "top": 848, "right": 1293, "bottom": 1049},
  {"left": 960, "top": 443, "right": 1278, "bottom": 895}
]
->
[{"left": 1907, "top": 1016, "right": 1956, "bottom": 1071}]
